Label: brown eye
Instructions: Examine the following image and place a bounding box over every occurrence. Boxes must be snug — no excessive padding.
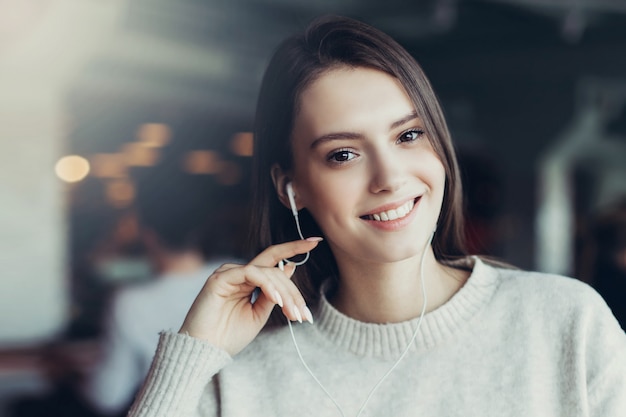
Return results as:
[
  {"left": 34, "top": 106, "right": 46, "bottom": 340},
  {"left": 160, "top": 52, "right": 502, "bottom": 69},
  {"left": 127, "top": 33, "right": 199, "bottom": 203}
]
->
[
  {"left": 328, "top": 149, "right": 356, "bottom": 163},
  {"left": 397, "top": 129, "right": 424, "bottom": 143}
]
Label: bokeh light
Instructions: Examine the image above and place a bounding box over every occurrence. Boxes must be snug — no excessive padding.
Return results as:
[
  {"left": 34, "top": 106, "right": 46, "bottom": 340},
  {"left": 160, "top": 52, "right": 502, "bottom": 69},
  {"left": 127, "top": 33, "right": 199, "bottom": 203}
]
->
[
  {"left": 90, "top": 153, "right": 127, "bottom": 179},
  {"left": 136, "top": 123, "right": 172, "bottom": 148},
  {"left": 230, "top": 132, "right": 254, "bottom": 157},
  {"left": 105, "top": 179, "right": 135, "bottom": 208},
  {"left": 183, "top": 150, "right": 221, "bottom": 174},
  {"left": 54, "top": 155, "right": 90, "bottom": 183}
]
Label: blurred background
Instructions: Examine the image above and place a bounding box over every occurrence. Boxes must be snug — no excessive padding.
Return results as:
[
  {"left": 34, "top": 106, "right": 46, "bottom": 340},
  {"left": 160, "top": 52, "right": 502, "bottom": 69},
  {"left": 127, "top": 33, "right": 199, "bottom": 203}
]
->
[{"left": 1, "top": 0, "right": 625, "bottom": 416}]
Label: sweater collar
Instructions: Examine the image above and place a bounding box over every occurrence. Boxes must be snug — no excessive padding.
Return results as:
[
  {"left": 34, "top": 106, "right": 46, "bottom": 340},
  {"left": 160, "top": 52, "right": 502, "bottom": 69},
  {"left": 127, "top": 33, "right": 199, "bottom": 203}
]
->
[{"left": 313, "top": 257, "right": 500, "bottom": 358}]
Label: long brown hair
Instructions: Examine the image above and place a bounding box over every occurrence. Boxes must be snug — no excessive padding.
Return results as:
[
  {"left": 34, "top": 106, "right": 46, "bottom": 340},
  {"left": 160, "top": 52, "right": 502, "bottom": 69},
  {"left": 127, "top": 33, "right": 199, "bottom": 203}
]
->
[{"left": 249, "top": 15, "right": 467, "bottom": 317}]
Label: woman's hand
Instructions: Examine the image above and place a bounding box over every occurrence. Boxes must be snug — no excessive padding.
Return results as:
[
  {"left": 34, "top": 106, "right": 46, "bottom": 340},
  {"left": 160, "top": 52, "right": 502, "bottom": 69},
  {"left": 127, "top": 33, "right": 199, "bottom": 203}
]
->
[{"left": 179, "top": 238, "right": 322, "bottom": 356}]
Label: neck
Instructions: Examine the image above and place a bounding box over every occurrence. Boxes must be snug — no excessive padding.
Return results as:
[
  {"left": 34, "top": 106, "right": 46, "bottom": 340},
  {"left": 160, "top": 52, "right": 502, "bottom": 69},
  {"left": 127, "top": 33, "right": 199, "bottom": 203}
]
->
[{"left": 329, "top": 247, "right": 467, "bottom": 323}]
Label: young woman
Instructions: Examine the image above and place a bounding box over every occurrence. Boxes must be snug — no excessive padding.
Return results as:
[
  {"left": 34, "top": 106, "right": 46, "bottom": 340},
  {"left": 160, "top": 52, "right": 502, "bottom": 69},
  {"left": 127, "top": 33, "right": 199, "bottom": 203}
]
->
[{"left": 128, "top": 16, "right": 626, "bottom": 417}]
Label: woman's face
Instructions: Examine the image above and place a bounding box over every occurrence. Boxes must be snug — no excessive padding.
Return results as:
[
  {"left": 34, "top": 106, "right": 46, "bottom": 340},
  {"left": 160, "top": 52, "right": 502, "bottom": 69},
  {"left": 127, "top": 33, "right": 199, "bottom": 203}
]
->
[{"left": 289, "top": 66, "right": 446, "bottom": 266}]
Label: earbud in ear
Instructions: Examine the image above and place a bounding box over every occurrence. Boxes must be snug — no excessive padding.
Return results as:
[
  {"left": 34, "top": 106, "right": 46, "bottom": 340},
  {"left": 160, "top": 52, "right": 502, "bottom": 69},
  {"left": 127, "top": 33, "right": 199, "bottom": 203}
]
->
[
  {"left": 283, "top": 182, "right": 310, "bottom": 267},
  {"left": 286, "top": 182, "right": 298, "bottom": 217}
]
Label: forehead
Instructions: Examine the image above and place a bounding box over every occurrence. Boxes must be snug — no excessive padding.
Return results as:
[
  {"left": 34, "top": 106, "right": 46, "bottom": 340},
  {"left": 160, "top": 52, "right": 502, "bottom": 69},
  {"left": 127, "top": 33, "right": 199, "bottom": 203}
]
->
[{"left": 293, "top": 67, "right": 415, "bottom": 138}]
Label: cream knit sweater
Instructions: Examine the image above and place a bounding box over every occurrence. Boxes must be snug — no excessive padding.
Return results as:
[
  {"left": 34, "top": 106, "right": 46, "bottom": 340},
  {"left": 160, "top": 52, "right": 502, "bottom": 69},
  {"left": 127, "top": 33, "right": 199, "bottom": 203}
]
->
[{"left": 128, "top": 258, "right": 626, "bottom": 416}]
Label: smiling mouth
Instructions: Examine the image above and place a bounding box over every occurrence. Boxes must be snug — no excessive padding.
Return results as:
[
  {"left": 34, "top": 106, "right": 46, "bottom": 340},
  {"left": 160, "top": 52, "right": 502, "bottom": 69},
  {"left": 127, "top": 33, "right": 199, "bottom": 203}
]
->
[{"left": 361, "top": 197, "right": 419, "bottom": 222}]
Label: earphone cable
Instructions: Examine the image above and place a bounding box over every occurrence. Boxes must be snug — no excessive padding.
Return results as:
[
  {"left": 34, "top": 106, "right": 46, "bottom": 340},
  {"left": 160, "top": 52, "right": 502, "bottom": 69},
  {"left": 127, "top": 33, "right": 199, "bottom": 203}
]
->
[
  {"left": 289, "top": 214, "right": 310, "bottom": 266},
  {"left": 287, "top": 320, "right": 346, "bottom": 416},
  {"left": 286, "top": 228, "right": 434, "bottom": 416}
]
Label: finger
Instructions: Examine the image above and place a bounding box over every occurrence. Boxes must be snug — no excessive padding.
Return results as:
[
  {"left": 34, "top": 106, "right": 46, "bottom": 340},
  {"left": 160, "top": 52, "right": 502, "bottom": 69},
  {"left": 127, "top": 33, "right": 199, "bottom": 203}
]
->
[
  {"left": 245, "top": 265, "right": 296, "bottom": 312},
  {"left": 241, "top": 263, "right": 305, "bottom": 323},
  {"left": 264, "top": 263, "right": 312, "bottom": 323},
  {"left": 250, "top": 237, "right": 323, "bottom": 268},
  {"left": 214, "top": 263, "right": 242, "bottom": 273},
  {"left": 248, "top": 261, "right": 294, "bottom": 304},
  {"left": 207, "top": 264, "right": 282, "bottom": 308},
  {"left": 249, "top": 261, "right": 293, "bottom": 304}
]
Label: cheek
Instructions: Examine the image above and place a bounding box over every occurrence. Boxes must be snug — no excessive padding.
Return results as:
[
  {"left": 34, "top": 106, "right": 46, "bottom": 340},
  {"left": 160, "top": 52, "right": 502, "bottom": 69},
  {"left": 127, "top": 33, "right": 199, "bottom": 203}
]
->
[
  {"left": 301, "top": 174, "right": 356, "bottom": 215},
  {"left": 296, "top": 170, "right": 363, "bottom": 234},
  {"left": 432, "top": 162, "right": 446, "bottom": 194},
  {"left": 429, "top": 163, "right": 447, "bottom": 204},
  {"left": 422, "top": 149, "right": 446, "bottom": 188},
  {"left": 295, "top": 158, "right": 359, "bottom": 205},
  {"left": 430, "top": 165, "right": 448, "bottom": 221}
]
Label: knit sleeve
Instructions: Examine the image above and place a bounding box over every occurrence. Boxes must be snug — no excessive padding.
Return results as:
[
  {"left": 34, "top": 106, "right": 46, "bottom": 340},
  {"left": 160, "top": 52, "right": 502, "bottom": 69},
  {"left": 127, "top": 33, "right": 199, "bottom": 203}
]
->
[
  {"left": 127, "top": 331, "right": 232, "bottom": 417},
  {"left": 583, "top": 291, "right": 626, "bottom": 417}
]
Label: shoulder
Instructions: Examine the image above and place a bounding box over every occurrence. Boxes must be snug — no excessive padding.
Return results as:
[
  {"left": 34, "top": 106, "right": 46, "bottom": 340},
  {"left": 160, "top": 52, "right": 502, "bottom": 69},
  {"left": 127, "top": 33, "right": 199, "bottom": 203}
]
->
[
  {"left": 112, "top": 280, "right": 165, "bottom": 312},
  {"left": 473, "top": 258, "right": 626, "bottom": 357},
  {"left": 113, "top": 261, "right": 230, "bottom": 310},
  {"left": 481, "top": 260, "right": 618, "bottom": 332},
  {"left": 481, "top": 261, "right": 626, "bottom": 406},
  {"left": 494, "top": 264, "right": 602, "bottom": 308},
  {"left": 108, "top": 273, "right": 197, "bottom": 324}
]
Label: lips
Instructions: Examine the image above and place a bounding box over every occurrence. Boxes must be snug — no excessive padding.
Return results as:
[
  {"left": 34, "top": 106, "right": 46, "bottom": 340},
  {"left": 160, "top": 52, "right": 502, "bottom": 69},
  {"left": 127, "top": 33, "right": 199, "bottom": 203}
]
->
[{"left": 361, "top": 197, "right": 420, "bottom": 222}]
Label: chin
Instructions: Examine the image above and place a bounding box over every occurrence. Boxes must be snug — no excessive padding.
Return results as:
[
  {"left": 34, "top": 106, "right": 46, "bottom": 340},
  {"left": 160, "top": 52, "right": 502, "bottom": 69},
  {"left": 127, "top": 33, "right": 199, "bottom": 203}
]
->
[{"left": 359, "top": 242, "right": 426, "bottom": 264}]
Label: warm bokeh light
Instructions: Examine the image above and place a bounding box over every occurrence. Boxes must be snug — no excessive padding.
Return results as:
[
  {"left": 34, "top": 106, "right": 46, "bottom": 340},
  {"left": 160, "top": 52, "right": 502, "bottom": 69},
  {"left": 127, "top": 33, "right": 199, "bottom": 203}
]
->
[
  {"left": 136, "top": 123, "right": 172, "bottom": 148},
  {"left": 55, "top": 155, "right": 90, "bottom": 183},
  {"left": 105, "top": 179, "right": 135, "bottom": 208},
  {"left": 90, "top": 153, "right": 127, "bottom": 178},
  {"left": 122, "top": 143, "right": 159, "bottom": 166},
  {"left": 183, "top": 150, "right": 221, "bottom": 174},
  {"left": 216, "top": 160, "right": 241, "bottom": 186},
  {"left": 230, "top": 132, "right": 254, "bottom": 156}
]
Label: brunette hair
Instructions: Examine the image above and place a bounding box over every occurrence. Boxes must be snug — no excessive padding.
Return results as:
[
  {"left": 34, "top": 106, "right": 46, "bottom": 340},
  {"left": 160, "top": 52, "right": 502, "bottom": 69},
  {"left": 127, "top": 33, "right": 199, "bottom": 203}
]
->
[{"left": 249, "top": 15, "right": 467, "bottom": 314}]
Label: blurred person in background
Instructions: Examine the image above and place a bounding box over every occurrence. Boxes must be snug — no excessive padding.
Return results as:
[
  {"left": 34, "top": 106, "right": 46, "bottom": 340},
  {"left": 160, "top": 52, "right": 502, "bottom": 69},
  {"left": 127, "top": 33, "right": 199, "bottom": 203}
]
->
[
  {"left": 81, "top": 171, "right": 242, "bottom": 416},
  {"left": 590, "top": 198, "right": 626, "bottom": 330}
]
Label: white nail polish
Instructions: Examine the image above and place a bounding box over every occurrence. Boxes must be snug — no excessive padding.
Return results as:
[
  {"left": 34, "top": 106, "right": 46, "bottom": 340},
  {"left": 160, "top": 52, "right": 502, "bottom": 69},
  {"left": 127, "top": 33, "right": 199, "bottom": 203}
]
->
[
  {"left": 274, "top": 291, "right": 284, "bottom": 307},
  {"left": 293, "top": 306, "right": 303, "bottom": 323},
  {"left": 303, "top": 306, "right": 314, "bottom": 324}
]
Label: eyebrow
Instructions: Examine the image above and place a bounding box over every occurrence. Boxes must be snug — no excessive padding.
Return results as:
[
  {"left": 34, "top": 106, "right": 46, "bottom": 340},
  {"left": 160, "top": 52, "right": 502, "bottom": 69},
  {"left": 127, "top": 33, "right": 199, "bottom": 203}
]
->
[{"left": 309, "top": 111, "right": 420, "bottom": 149}]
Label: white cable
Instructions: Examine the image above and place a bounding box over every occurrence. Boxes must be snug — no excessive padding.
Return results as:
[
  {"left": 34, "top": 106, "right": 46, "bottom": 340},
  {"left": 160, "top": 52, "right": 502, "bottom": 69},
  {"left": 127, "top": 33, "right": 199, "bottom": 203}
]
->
[
  {"left": 287, "top": 231, "right": 435, "bottom": 416},
  {"left": 287, "top": 319, "right": 346, "bottom": 416},
  {"left": 286, "top": 214, "right": 309, "bottom": 266}
]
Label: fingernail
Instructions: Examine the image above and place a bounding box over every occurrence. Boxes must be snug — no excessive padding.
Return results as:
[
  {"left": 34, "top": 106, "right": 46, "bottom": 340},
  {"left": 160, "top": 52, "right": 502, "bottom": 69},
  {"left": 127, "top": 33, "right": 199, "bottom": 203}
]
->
[
  {"left": 306, "top": 237, "right": 323, "bottom": 242},
  {"left": 285, "top": 262, "right": 297, "bottom": 276},
  {"left": 292, "top": 306, "right": 303, "bottom": 323},
  {"left": 303, "top": 306, "right": 314, "bottom": 324},
  {"left": 274, "top": 290, "right": 283, "bottom": 307},
  {"left": 278, "top": 260, "right": 285, "bottom": 271}
]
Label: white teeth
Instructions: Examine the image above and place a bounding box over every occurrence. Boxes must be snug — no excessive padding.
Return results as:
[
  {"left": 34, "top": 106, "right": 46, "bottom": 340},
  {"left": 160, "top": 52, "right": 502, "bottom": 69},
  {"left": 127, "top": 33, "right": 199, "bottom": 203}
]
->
[{"left": 367, "top": 199, "right": 415, "bottom": 222}]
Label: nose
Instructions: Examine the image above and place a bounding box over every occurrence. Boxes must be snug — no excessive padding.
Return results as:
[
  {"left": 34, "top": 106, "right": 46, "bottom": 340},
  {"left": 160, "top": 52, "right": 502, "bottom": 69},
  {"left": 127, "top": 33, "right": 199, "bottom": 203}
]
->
[{"left": 368, "top": 149, "right": 407, "bottom": 194}]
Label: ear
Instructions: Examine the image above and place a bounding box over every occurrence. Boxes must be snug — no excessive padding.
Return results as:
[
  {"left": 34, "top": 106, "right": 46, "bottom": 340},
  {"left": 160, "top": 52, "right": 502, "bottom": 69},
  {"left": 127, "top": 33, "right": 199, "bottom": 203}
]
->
[{"left": 271, "top": 164, "right": 303, "bottom": 212}]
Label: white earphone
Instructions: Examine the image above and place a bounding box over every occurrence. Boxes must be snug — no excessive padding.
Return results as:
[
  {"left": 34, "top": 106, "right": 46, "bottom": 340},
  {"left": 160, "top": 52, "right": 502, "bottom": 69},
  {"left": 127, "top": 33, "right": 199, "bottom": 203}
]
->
[
  {"left": 279, "top": 182, "right": 309, "bottom": 268},
  {"left": 286, "top": 182, "right": 298, "bottom": 217}
]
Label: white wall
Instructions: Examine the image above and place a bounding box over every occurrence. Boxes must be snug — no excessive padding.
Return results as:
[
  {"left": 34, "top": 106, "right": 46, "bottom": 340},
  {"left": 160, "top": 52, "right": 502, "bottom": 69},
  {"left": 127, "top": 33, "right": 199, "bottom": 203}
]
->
[
  {"left": 0, "top": 88, "right": 68, "bottom": 346},
  {"left": 0, "top": 0, "right": 126, "bottom": 347}
]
